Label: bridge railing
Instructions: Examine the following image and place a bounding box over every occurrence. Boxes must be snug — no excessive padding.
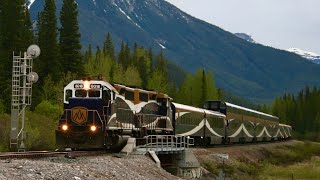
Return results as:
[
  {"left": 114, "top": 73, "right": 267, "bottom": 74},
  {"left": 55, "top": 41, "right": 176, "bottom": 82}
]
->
[{"left": 144, "top": 135, "right": 194, "bottom": 153}]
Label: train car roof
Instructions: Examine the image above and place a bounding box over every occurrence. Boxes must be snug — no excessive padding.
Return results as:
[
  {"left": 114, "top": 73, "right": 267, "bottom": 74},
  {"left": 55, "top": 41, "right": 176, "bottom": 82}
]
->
[
  {"left": 279, "top": 123, "right": 292, "bottom": 128},
  {"left": 173, "top": 102, "right": 226, "bottom": 118},
  {"left": 114, "top": 83, "right": 155, "bottom": 94},
  {"left": 225, "top": 102, "right": 278, "bottom": 119},
  {"left": 113, "top": 83, "right": 171, "bottom": 99}
]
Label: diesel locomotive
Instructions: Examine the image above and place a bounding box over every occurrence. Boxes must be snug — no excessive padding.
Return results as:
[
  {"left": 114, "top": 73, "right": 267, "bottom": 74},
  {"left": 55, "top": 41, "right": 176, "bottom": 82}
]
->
[{"left": 56, "top": 79, "right": 292, "bottom": 150}]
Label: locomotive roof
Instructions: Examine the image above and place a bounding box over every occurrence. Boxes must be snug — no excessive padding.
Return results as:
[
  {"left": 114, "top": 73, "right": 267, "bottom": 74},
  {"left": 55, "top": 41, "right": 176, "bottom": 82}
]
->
[
  {"left": 225, "top": 102, "right": 278, "bottom": 119},
  {"left": 173, "top": 102, "right": 226, "bottom": 118},
  {"left": 65, "top": 80, "right": 118, "bottom": 93}
]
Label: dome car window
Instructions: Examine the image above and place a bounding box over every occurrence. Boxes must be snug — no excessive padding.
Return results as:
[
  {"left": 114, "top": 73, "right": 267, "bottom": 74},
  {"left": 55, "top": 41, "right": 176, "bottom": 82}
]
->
[{"left": 125, "top": 90, "right": 134, "bottom": 101}]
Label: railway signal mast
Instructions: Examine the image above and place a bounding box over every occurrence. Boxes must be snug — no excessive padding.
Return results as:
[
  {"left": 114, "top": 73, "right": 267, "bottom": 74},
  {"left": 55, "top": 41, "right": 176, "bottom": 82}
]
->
[{"left": 10, "top": 45, "right": 40, "bottom": 151}]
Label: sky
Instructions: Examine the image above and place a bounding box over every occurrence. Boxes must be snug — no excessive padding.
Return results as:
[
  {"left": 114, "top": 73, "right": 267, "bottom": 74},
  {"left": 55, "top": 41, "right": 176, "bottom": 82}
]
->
[{"left": 165, "top": 0, "right": 320, "bottom": 55}]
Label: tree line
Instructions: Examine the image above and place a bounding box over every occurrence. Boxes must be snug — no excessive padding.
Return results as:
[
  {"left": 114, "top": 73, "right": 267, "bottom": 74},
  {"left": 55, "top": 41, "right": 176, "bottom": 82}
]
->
[{"left": 271, "top": 86, "right": 320, "bottom": 141}]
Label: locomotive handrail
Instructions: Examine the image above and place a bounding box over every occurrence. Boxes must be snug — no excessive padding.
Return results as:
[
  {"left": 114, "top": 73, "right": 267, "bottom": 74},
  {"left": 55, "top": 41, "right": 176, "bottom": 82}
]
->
[
  {"left": 136, "top": 113, "right": 170, "bottom": 130},
  {"left": 115, "top": 108, "right": 171, "bottom": 131}
]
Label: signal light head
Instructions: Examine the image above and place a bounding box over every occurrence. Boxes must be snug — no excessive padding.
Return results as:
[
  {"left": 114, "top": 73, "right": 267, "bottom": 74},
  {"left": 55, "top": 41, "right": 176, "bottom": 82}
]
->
[
  {"left": 90, "top": 125, "right": 97, "bottom": 132},
  {"left": 62, "top": 124, "right": 68, "bottom": 131}
]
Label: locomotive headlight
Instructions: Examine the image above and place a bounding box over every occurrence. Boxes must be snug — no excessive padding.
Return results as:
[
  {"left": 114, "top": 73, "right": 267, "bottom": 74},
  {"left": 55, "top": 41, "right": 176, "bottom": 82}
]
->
[
  {"left": 62, "top": 124, "right": 68, "bottom": 131},
  {"left": 90, "top": 125, "right": 97, "bottom": 132},
  {"left": 83, "top": 80, "right": 90, "bottom": 90}
]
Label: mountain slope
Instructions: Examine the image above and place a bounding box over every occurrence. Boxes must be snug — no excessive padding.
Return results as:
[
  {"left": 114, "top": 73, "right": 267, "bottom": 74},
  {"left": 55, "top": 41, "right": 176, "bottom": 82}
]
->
[
  {"left": 30, "top": 0, "right": 320, "bottom": 102},
  {"left": 287, "top": 48, "right": 320, "bottom": 64}
]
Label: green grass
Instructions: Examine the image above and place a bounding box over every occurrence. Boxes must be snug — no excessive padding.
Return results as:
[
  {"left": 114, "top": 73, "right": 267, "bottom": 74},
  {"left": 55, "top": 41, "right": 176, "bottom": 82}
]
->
[
  {"left": 261, "top": 156, "right": 320, "bottom": 179},
  {"left": 201, "top": 141, "right": 320, "bottom": 179},
  {"left": 264, "top": 141, "right": 320, "bottom": 165}
]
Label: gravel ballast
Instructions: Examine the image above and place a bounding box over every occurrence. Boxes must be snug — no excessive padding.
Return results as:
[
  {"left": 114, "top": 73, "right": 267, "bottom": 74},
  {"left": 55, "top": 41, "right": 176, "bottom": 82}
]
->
[{"left": 0, "top": 154, "right": 180, "bottom": 180}]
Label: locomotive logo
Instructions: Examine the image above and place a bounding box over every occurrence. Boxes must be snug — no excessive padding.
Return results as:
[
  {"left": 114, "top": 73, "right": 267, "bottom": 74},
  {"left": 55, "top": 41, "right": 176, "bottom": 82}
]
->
[{"left": 71, "top": 107, "right": 88, "bottom": 124}]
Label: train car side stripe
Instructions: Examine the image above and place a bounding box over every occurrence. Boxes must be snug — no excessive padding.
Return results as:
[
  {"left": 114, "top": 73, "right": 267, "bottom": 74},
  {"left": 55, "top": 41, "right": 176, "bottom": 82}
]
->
[
  {"left": 242, "top": 124, "right": 254, "bottom": 138},
  {"left": 205, "top": 121, "right": 223, "bottom": 137},
  {"left": 228, "top": 124, "right": 244, "bottom": 138},
  {"left": 178, "top": 119, "right": 205, "bottom": 136}
]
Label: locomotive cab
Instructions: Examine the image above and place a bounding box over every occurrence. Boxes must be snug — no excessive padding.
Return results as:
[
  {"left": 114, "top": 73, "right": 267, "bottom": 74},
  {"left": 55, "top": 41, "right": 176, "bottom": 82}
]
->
[{"left": 56, "top": 80, "right": 118, "bottom": 150}]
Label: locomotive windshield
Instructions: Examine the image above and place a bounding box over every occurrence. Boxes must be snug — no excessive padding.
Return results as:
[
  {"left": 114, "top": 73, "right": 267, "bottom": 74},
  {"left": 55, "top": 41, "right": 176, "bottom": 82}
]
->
[{"left": 74, "top": 89, "right": 101, "bottom": 98}]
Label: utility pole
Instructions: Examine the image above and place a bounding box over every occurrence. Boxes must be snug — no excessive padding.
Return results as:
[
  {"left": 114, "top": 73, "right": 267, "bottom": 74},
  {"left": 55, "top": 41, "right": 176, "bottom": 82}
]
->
[{"left": 10, "top": 45, "right": 40, "bottom": 151}]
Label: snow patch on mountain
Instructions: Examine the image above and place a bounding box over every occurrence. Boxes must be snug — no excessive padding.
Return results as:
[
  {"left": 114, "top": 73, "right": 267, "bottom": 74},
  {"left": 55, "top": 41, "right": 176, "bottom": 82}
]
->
[
  {"left": 118, "top": 7, "right": 132, "bottom": 20},
  {"left": 287, "top": 48, "right": 320, "bottom": 64},
  {"left": 92, "top": 0, "right": 97, "bottom": 6},
  {"left": 157, "top": 42, "right": 166, "bottom": 49},
  {"left": 113, "top": 1, "right": 142, "bottom": 29},
  {"left": 28, "top": 0, "right": 35, "bottom": 9}
]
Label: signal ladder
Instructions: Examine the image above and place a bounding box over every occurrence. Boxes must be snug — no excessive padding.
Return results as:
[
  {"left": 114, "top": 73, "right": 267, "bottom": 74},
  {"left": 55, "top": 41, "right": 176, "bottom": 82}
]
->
[{"left": 10, "top": 52, "right": 33, "bottom": 151}]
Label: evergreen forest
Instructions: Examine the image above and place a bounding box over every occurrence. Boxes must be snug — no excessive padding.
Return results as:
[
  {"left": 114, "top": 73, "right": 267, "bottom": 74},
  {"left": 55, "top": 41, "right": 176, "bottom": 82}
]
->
[
  {"left": 271, "top": 86, "right": 320, "bottom": 141},
  {"left": 0, "top": 0, "right": 319, "bottom": 151}
]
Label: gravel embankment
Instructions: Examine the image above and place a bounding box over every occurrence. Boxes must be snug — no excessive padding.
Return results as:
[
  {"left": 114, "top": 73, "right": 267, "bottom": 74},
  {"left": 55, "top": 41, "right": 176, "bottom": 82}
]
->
[{"left": 0, "top": 154, "right": 180, "bottom": 180}]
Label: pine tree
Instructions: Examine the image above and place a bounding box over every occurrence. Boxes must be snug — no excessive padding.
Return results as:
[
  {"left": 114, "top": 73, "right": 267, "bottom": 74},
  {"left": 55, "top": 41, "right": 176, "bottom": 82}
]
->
[
  {"left": 124, "top": 43, "right": 130, "bottom": 69},
  {"left": 0, "top": 0, "right": 33, "bottom": 110},
  {"left": 37, "top": 0, "right": 60, "bottom": 82},
  {"left": 103, "top": 32, "right": 115, "bottom": 61},
  {"left": 0, "top": 0, "right": 5, "bottom": 43},
  {"left": 148, "top": 48, "right": 153, "bottom": 71},
  {"left": 156, "top": 49, "right": 166, "bottom": 73},
  {"left": 200, "top": 69, "right": 207, "bottom": 107},
  {"left": 132, "top": 42, "right": 138, "bottom": 66},
  {"left": 84, "top": 44, "right": 92, "bottom": 63},
  {"left": 23, "top": 7, "right": 34, "bottom": 45},
  {"left": 84, "top": 44, "right": 94, "bottom": 75},
  {"left": 118, "top": 41, "right": 125, "bottom": 67},
  {"left": 138, "top": 56, "right": 148, "bottom": 87},
  {"left": 59, "top": 0, "right": 83, "bottom": 75}
]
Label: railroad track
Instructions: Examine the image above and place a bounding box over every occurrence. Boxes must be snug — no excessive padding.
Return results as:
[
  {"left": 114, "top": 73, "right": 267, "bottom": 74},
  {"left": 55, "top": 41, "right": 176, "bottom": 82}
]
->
[
  {"left": 193, "top": 139, "right": 293, "bottom": 148},
  {"left": 0, "top": 150, "right": 106, "bottom": 160}
]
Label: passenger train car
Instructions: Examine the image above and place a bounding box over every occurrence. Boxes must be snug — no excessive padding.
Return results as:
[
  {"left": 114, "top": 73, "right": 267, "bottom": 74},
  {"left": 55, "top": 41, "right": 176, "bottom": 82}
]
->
[
  {"left": 173, "top": 103, "right": 226, "bottom": 146},
  {"left": 56, "top": 79, "right": 292, "bottom": 150},
  {"left": 202, "top": 101, "right": 292, "bottom": 143}
]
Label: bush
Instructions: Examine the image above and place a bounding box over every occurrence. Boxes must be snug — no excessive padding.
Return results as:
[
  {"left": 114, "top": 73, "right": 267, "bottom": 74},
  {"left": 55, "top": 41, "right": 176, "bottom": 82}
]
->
[
  {"left": 25, "top": 111, "right": 57, "bottom": 150},
  {"left": 0, "top": 114, "right": 10, "bottom": 152},
  {"left": 35, "top": 100, "right": 62, "bottom": 119},
  {"left": 203, "top": 161, "right": 219, "bottom": 175},
  {"left": 0, "top": 100, "right": 62, "bottom": 151},
  {"left": 0, "top": 100, "right": 5, "bottom": 114}
]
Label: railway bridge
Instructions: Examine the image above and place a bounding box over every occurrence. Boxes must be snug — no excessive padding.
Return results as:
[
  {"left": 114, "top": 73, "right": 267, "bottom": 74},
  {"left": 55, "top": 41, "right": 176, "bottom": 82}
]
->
[{"left": 121, "top": 135, "right": 202, "bottom": 179}]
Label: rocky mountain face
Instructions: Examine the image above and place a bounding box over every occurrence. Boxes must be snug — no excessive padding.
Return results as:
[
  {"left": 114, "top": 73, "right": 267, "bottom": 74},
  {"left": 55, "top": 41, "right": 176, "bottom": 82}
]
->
[
  {"left": 234, "top": 33, "right": 256, "bottom": 43},
  {"left": 29, "top": 0, "right": 320, "bottom": 102}
]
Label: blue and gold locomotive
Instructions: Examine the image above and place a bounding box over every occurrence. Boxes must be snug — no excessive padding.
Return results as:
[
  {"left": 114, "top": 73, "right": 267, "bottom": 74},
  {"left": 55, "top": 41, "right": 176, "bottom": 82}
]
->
[{"left": 56, "top": 79, "right": 174, "bottom": 150}]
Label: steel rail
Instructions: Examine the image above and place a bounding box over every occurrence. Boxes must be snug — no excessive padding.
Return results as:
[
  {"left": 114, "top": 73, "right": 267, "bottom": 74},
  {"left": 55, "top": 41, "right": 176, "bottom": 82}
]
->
[{"left": 0, "top": 151, "right": 106, "bottom": 160}]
